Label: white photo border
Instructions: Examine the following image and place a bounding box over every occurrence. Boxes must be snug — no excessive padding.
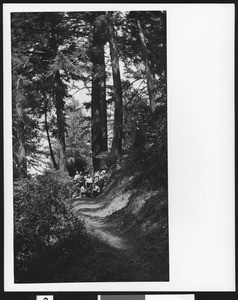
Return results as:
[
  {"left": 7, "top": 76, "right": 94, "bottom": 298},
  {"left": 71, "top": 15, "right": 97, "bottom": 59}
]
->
[{"left": 3, "top": 3, "right": 235, "bottom": 292}]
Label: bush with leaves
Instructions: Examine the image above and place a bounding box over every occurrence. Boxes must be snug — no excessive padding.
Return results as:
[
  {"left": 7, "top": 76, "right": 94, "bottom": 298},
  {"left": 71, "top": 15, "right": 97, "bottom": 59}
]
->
[
  {"left": 14, "top": 171, "right": 89, "bottom": 282},
  {"left": 123, "top": 100, "right": 167, "bottom": 189}
]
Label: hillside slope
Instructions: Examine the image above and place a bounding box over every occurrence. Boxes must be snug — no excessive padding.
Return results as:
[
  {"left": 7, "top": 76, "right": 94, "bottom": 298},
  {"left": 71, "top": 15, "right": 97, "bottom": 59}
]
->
[{"left": 68, "top": 165, "right": 169, "bottom": 282}]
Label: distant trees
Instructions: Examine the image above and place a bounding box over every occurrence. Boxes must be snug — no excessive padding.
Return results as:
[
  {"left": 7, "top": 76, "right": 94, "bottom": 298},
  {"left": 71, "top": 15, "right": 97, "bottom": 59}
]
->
[
  {"left": 11, "top": 10, "right": 167, "bottom": 178},
  {"left": 65, "top": 107, "right": 91, "bottom": 175},
  {"left": 11, "top": 12, "right": 81, "bottom": 176}
]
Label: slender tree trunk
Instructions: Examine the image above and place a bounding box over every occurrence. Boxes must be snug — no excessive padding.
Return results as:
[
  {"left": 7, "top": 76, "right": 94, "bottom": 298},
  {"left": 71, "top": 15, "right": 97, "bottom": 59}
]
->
[
  {"left": 55, "top": 70, "right": 67, "bottom": 173},
  {"left": 137, "top": 19, "right": 156, "bottom": 113},
  {"left": 15, "top": 75, "right": 27, "bottom": 179},
  {"left": 100, "top": 59, "right": 108, "bottom": 152},
  {"left": 44, "top": 98, "right": 57, "bottom": 169},
  {"left": 108, "top": 12, "right": 123, "bottom": 158},
  {"left": 91, "top": 14, "right": 107, "bottom": 170}
]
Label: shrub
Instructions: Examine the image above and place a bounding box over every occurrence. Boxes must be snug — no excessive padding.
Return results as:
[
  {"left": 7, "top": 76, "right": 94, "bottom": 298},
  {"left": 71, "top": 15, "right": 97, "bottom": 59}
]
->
[
  {"left": 123, "top": 101, "right": 167, "bottom": 188},
  {"left": 14, "top": 171, "right": 88, "bottom": 282}
]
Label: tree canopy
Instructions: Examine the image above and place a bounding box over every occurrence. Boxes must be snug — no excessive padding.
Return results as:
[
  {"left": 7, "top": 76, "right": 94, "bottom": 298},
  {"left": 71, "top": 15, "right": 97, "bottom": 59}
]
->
[{"left": 11, "top": 10, "right": 167, "bottom": 178}]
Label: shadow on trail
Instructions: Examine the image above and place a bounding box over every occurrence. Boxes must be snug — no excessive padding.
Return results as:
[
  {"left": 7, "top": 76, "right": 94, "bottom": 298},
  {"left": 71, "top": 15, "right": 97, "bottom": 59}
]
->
[
  {"left": 65, "top": 188, "right": 169, "bottom": 282},
  {"left": 70, "top": 197, "right": 129, "bottom": 250},
  {"left": 71, "top": 198, "right": 105, "bottom": 211}
]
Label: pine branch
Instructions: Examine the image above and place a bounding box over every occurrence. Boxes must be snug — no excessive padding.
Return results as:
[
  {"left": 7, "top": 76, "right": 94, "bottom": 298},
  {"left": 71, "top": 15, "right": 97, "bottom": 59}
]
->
[
  {"left": 122, "top": 78, "right": 144, "bottom": 94},
  {"left": 71, "top": 86, "right": 91, "bottom": 96}
]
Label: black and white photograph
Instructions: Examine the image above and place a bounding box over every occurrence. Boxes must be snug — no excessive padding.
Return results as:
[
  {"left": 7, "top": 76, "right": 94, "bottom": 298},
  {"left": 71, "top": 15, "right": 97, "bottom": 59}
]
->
[
  {"left": 11, "top": 9, "right": 168, "bottom": 283},
  {"left": 3, "top": 3, "right": 235, "bottom": 293}
]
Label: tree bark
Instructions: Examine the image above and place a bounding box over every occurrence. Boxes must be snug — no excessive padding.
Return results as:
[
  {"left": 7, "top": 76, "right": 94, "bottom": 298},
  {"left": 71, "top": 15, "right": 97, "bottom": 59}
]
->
[
  {"left": 55, "top": 70, "right": 67, "bottom": 173},
  {"left": 108, "top": 12, "right": 123, "bottom": 158},
  {"left": 15, "top": 75, "right": 27, "bottom": 179},
  {"left": 91, "top": 14, "right": 107, "bottom": 170},
  {"left": 44, "top": 98, "right": 58, "bottom": 169},
  {"left": 100, "top": 61, "right": 108, "bottom": 152},
  {"left": 137, "top": 19, "right": 156, "bottom": 113}
]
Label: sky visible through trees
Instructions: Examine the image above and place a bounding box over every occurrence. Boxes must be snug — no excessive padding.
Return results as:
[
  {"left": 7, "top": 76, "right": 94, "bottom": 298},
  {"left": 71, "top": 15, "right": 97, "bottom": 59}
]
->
[{"left": 11, "top": 10, "right": 167, "bottom": 178}]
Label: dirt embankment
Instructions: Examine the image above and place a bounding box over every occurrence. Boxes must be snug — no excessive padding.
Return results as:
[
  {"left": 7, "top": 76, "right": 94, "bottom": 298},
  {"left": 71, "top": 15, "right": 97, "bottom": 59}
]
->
[{"left": 67, "top": 168, "right": 169, "bottom": 282}]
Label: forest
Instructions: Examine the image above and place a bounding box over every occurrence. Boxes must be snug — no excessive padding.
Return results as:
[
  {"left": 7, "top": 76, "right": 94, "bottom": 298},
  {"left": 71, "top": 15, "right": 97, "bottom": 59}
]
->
[{"left": 12, "top": 10, "right": 168, "bottom": 282}]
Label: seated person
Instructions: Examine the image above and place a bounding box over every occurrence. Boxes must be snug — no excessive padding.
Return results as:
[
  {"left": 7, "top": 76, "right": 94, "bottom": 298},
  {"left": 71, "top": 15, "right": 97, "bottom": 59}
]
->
[
  {"left": 78, "top": 171, "right": 84, "bottom": 186},
  {"left": 98, "top": 169, "right": 108, "bottom": 190},
  {"left": 85, "top": 173, "right": 93, "bottom": 189},
  {"left": 94, "top": 170, "right": 100, "bottom": 177},
  {"left": 91, "top": 183, "right": 100, "bottom": 198},
  {"left": 74, "top": 171, "right": 80, "bottom": 181},
  {"left": 80, "top": 185, "right": 87, "bottom": 198},
  {"left": 94, "top": 172, "right": 100, "bottom": 184}
]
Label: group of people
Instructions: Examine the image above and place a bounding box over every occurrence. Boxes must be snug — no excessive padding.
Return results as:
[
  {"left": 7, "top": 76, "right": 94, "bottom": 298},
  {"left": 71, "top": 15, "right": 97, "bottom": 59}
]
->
[{"left": 72, "top": 170, "right": 108, "bottom": 199}]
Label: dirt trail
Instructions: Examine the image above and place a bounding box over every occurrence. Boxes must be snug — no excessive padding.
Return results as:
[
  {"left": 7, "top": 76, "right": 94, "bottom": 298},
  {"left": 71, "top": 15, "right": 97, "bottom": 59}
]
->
[
  {"left": 70, "top": 196, "right": 130, "bottom": 250},
  {"left": 64, "top": 192, "right": 168, "bottom": 282},
  {"left": 66, "top": 190, "right": 168, "bottom": 282}
]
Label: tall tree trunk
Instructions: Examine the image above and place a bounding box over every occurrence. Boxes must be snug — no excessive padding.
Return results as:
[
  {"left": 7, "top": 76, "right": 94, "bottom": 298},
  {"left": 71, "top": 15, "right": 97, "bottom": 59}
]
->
[
  {"left": 137, "top": 19, "right": 156, "bottom": 113},
  {"left": 55, "top": 70, "right": 67, "bottom": 173},
  {"left": 15, "top": 75, "right": 27, "bottom": 178},
  {"left": 91, "top": 14, "right": 107, "bottom": 171},
  {"left": 108, "top": 12, "right": 123, "bottom": 158},
  {"left": 100, "top": 60, "right": 108, "bottom": 152},
  {"left": 44, "top": 98, "right": 57, "bottom": 169}
]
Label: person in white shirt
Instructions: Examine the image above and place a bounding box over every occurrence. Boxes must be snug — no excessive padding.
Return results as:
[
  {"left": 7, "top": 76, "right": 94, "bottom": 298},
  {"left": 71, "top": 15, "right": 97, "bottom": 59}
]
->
[
  {"left": 74, "top": 171, "right": 80, "bottom": 181},
  {"left": 85, "top": 173, "right": 93, "bottom": 190},
  {"left": 80, "top": 185, "right": 87, "bottom": 198}
]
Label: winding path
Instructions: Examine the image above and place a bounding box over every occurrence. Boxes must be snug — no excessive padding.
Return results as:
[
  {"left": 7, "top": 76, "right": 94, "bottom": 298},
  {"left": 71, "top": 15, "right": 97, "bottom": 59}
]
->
[
  {"left": 65, "top": 192, "right": 168, "bottom": 281},
  {"left": 70, "top": 197, "right": 129, "bottom": 250}
]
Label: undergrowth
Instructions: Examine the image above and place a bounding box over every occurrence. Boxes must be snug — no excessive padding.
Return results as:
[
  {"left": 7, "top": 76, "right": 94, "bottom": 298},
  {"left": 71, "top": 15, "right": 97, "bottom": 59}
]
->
[{"left": 14, "top": 171, "right": 92, "bottom": 282}]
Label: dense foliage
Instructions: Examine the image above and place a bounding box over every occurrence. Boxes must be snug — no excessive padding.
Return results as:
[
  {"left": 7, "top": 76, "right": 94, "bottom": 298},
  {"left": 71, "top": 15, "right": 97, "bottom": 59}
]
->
[
  {"left": 14, "top": 171, "right": 89, "bottom": 282},
  {"left": 123, "top": 100, "right": 167, "bottom": 188}
]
